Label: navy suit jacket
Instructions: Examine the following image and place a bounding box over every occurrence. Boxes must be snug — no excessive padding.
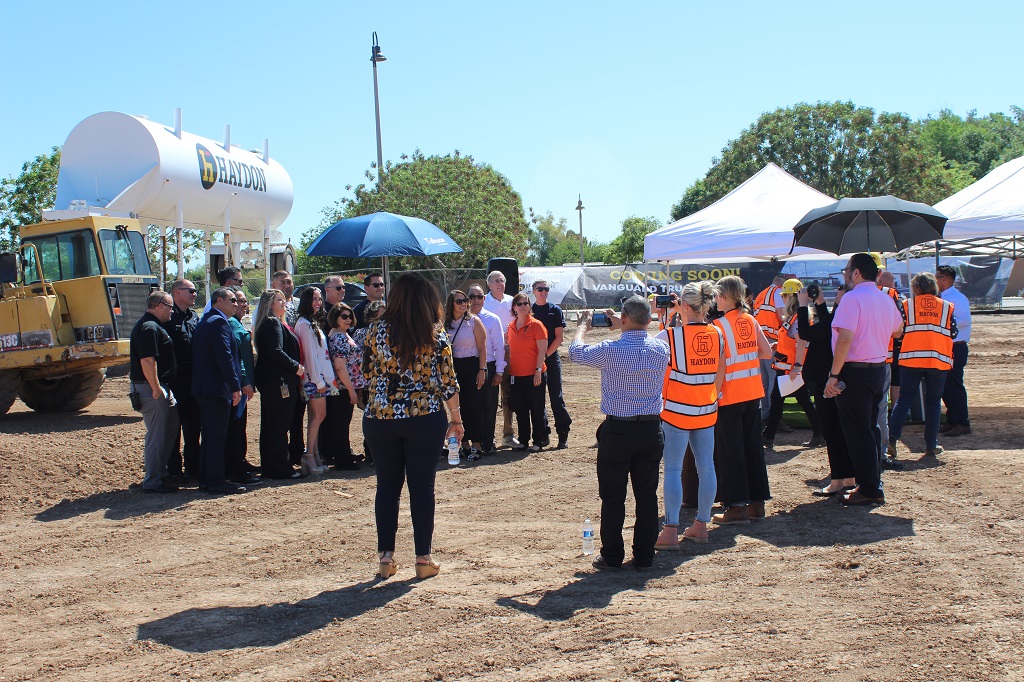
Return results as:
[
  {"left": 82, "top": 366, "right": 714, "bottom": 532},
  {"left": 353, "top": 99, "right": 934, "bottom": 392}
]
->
[{"left": 191, "top": 308, "right": 242, "bottom": 400}]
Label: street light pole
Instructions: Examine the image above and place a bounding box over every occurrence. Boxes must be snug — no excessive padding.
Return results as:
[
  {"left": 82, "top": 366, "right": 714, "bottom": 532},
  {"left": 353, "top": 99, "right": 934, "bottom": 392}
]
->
[
  {"left": 575, "top": 195, "right": 585, "bottom": 266},
  {"left": 371, "top": 32, "right": 387, "bottom": 184}
]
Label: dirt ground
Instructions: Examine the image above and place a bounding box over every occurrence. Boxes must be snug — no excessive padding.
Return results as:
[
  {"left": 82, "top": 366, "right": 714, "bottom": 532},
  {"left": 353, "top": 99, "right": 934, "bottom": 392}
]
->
[{"left": 1, "top": 315, "right": 1023, "bottom": 682}]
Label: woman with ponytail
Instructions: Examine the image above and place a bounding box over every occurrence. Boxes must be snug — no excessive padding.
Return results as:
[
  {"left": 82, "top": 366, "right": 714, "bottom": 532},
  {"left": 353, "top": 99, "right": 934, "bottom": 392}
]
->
[{"left": 655, "top": 281, "right": 725, "bottom": 546}]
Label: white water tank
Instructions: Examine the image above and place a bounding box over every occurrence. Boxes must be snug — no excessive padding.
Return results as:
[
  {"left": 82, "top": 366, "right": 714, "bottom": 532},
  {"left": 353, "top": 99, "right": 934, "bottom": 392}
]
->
[{"left": 52, "top": 111, "right": 293, "bottom": 242}]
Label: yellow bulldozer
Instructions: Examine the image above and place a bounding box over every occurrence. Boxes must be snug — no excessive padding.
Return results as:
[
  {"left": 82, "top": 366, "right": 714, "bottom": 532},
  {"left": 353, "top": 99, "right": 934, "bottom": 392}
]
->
[{"left": 0, "top": 215, "right": 160, "bottom": 416}]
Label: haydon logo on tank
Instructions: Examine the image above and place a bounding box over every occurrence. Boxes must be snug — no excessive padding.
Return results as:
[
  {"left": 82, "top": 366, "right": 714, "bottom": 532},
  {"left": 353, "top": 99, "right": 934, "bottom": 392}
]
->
[{"left": 196, "top": 144, "right": 268, "bottom": 192}]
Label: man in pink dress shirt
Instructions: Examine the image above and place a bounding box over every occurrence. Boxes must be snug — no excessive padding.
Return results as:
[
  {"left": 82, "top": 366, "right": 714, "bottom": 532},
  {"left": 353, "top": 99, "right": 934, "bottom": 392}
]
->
[{"left": 824, "top": 253, "right": 904, "bottom": 506}]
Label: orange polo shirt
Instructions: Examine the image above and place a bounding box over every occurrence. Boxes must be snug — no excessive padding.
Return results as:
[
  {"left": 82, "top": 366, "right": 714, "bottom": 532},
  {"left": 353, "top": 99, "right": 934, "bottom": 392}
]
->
[{"left": 506, "top": 316, "right": 548, "bottom": 376}]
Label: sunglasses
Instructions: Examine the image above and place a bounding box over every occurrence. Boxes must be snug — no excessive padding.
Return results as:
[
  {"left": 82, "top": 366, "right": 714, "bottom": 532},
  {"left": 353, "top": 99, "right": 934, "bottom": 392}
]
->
[
  {"left": 330, "top": 286, "right": 344, "bottom": 291},
  {"left": 514, "top": 301, "right": 531, "bottom": 307},
  {"left": 534, "top": 287, "right": 549, "bottom": 292},
  {"left": 454, "top": 298, "right": 469, "bottom": 305},
  {"left": 159, "top": 301, "right": 173, "bottom": 309},
  {"left": 369, "top": 282, "right": 385, "bottom": 288},
  {"left": 179, "top": 288, "right": 197, "bottom": 294},
  {"left": 468, "top": 294, "right": 485, "bottom": 300},
  {"left": 339, "top": 313, "right": 352, "bottom": 320}
]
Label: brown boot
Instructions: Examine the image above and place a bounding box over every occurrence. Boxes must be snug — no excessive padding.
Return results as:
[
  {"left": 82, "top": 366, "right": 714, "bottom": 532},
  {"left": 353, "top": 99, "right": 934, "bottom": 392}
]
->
[
  {"left": 748, "top": 501, "right": 766, "bottom": 521},
  {"left": 712, "top": 505, "right": 750, "bottom": 525}
]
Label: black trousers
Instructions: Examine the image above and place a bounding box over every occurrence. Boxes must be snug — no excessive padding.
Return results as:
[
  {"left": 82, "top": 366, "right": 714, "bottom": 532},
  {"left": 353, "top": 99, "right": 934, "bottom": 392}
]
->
[
  {"left": 509, "top": 373, "right": 547, "bottom": 447},
  {"left": 479, "top": 361, "right": 499, "bottom": 451},
  {"left": 364, "top": 411, "right": 447, "bottom": 556},
  {"left": 764, "top": 380, "right": 821, "bottom": 440},
  {"left": 835, "top": 364, "right": 885, "bottom": 497},
  {"left": 543, "top": 353, "right": 572, "bottom": 437},
  {"left": 453, "top": 355, "right": 484, "bottom": 444},
  {"left": 326, "top": 393, "right": 357, "bottom": 464},
  {"left": 714, "top": 400, "right": 771, "bottom": 508},
  {"left": 808, "top": 380, "right": 853, "bottom": 480},
  {"left": 259, "top": 382, "right": 298, "bottom": 478},
  {"left": 197, "top": 395, "right": 232, "bottom": 488},
  {"left": 169, "top": 379, "right": 201, "bottom": 478},
  {"left": 224, "top": 401, "right": 249, "bottom": 477},
  {"left": 289, "top": 394, "right": 306, "bottom": 465},
  {"left": 596, "top": 417, "right": 664, "bottom": 568}
]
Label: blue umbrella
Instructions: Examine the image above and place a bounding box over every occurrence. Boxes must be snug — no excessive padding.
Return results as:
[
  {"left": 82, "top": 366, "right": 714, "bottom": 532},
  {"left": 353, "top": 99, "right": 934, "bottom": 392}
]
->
[{"left": 306, "top": 211, "right": 463, "bottom": 258}]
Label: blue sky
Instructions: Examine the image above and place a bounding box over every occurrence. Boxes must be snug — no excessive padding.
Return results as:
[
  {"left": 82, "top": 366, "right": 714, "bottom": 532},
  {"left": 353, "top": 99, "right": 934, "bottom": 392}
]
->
[{"left": 1, "top": 1, "right": 1019, "bottom": 249}]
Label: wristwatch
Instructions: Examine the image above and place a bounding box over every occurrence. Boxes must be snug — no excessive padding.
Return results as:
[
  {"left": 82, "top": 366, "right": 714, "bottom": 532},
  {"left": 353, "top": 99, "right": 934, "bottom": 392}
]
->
[{"left": 828, "top": 372, "right": 840, "bottom": 379}]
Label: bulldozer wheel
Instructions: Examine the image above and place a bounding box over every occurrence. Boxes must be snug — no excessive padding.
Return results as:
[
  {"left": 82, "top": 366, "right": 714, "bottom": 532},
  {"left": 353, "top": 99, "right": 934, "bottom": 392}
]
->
[
  {"left": 0, "top": 370, "right": 20, "bottom": 417},
  {"left": 19, "top": 370, "right": 106, "bottom": 413}
]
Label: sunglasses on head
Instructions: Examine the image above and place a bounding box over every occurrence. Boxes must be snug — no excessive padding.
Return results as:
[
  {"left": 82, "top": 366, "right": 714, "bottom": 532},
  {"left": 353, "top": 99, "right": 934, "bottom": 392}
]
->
[
  {"left": 534, "top": 286, "right": 549, "bottom": 292},
  {"left": 468, "top": 294, "right": 485, "bottom": 300},
  {"left": 454, "top": 298, "right": 469, "bottom": 305}
]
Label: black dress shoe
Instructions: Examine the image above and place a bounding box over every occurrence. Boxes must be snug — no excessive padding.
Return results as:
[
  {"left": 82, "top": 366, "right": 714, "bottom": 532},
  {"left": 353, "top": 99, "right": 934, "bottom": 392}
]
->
[
  {"left": 556, "top": 436, "right": 568, "bottom": 449},
  {"left": 229, "top": 474, "right": 262, "bottom": 486},
  {"left": 143, "top": 482, "right": 178, "bottom": 494},
  {"left": 334, "top": 460, "right": 361, "bottom": 471},
  {"left": 881, "top": 456, "right": 904, "bottom": 471},
  {"left": 206, "top": 483, "right": 247, "bottom": 495},
  {"left": 841, "top": 490, "right": 885, "bottom": 506},
  {"left": 592, "top": 555, "right": 623, "bottom": 571}
]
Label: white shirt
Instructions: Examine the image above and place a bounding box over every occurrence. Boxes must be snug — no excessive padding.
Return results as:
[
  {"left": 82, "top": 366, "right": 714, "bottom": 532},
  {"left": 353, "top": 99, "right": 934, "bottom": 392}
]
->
[
  {"left": 482, "top": 292, "right": 514, "bottom": 331},
  {"left": 941, "top": 285, "right": 972, "bottom": 343},
  {"left": 475, "top": 307, "right": 507, "bottom": 374}
]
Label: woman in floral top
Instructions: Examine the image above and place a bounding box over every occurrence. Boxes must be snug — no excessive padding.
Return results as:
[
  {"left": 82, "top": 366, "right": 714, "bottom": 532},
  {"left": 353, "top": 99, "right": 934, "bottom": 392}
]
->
[
  {"left": 363, "top": 273, "right": 462, "bottom": 581},
  {"left": 326, "top": 302, "right": 365, "bottom": 471}
]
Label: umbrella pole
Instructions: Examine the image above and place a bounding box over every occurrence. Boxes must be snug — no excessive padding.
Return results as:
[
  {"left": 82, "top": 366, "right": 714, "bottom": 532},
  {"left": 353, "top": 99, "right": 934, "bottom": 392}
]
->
[{"left": 382, "top": 256, "right": 390, "bottom": 291}]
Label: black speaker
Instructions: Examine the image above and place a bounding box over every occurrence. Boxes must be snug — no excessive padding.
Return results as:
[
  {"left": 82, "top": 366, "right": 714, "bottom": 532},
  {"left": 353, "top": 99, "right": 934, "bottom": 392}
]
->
[{"left": 486, "top": 257, "right": 520, "bottom": 297}]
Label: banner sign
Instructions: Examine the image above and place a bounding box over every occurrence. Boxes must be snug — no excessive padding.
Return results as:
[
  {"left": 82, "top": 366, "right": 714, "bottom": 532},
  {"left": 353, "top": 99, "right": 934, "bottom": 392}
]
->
[{"left": 519, "top": 256, "right": 1010, "bottom": 307}]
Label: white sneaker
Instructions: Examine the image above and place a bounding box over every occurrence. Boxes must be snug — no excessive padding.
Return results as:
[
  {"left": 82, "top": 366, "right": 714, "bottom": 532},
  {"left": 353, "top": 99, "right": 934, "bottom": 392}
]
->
[{"left": 502, "top": 435, "right": 520, "bottom": 447}]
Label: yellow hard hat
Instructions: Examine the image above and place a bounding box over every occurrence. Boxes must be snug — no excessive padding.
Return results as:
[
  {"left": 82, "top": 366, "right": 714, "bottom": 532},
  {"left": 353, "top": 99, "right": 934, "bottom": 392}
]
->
[{"left": 781, "top": 278, "right": 803, "bottom": 295}]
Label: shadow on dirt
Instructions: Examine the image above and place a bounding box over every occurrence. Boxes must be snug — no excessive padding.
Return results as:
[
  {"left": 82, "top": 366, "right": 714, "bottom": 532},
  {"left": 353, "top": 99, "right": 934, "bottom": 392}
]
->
[
  {"left": 137, "top": 577, "right": 414, "bottom": 651},
  {"left": 498, "top": 505, "right": 915, "bottom": 621},
  {"left": 0, "top": 411, "right": 141, "bottom": 434}
]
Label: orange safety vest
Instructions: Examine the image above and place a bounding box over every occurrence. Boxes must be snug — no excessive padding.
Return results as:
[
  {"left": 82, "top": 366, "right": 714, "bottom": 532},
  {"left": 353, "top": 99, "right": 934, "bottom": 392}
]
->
[
  {"left": 753, "top": 285, "right": 781, "bottom": 341},
  {"left": 712, "top": 309, "right": 764, "bottom": 406},
  {"left": 772, "top": 314, "right": 798, "bottom": 372},
  {"left": 661, "top": 323, "right": 722, "bottom": 430},
  {"left": 879, "top": 285, "right": 905, "bottom": 363},
  {"left": 898, "top": 294, "right": 954, "bottom": 370}
]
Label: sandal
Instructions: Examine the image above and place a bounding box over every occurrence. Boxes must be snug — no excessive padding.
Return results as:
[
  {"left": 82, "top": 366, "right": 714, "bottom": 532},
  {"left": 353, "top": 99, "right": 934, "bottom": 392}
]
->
[
  {"left": 378, "top": 551, "right": 398, "bottom": 579},
  {"left": 654, "top": 523, "right": 680, "bottom": 550},
  {"left": 414, "top": 556, "right": 440, "bottom": 579}
]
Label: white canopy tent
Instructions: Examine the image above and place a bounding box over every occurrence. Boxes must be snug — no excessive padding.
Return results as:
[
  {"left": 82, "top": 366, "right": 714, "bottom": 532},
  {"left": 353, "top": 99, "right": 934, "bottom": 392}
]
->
[
  {"left": 644, "top": 163, "right": 836, "bottom": 262},
  {"left": 904, "top": 155, "right": 1024, "bottom": 259}
]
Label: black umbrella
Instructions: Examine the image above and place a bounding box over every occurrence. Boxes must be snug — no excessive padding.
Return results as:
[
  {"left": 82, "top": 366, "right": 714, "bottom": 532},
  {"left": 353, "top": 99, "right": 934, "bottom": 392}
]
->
[{"left": 791, "top": 195, "right": 947, "bottom": 254}]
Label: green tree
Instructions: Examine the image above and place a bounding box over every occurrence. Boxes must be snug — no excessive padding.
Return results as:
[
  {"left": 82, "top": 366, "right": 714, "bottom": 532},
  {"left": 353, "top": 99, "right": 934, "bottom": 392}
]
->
[
  {"left": 604, "top": 216, "right": 661, "bottom": 264},
  {"left": 669, "top": 178, "right": 709, "bottom": 222},
  {"left": 920, "top": 107, "right": 1024, "bottom": 185},
  {"left": 0, "top": 147, "right": 61, "bottom": 251},
  {"left": 672, "top": 101, "right": 951, "bottom": 218},
  {"left": 547, "top": 235, "right": 607, "bottom": 265},
  {"left": 525, "top": 209, "right": 570, "bottom": 266},
  {"left": 145, "top": 226, "right": 209, "bottom": 281},
  {"left": 300, "top": 150, "right": 530, "bottom": 272}
]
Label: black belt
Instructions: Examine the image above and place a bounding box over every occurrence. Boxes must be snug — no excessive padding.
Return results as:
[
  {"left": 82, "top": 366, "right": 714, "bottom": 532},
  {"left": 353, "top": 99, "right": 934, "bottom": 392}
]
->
[
  {"left": 845, "top": 362, "right": 885, "bottom": 369},
  {"left": 954, "top": 341, "right": 968, "bottom": 345},
  {"left": 606, "top": 414, "right": 660, "bottom": 422}
]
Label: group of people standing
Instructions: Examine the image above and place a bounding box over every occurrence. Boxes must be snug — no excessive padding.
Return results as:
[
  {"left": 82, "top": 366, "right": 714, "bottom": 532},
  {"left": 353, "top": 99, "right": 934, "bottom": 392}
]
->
[{"left": 572, "top": 252, "right": 971, "bottom": 571}]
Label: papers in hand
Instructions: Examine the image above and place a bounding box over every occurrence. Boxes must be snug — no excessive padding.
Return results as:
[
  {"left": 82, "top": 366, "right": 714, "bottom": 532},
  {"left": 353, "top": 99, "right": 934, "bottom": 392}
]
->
[{"left": 777, "top": 372, "right": 805, "bottom": 397}]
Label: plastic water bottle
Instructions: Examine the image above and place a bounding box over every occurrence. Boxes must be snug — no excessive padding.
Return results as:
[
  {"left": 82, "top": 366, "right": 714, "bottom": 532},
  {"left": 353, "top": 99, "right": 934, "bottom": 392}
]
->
[
  {"left": 582, "top": 518, "right": 595, "bottom": 555},
  {"left": 447, "top": 436, "right": 460, "bottom": 466}
]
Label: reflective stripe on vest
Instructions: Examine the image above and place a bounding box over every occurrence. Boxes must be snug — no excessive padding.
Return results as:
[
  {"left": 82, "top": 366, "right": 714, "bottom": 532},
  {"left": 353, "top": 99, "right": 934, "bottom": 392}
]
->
[
  {"left": 713, "top": 310, "right": 764, "bottom": 406},
  {"left": 661, "top": 324, "right": 721, "bottom": 430},
  {"left": 898, "top": 295, "right": 954, "bottom": 370},
  {"left": 753, "top": 285, "right": 781, "bottom": 341},
  {"left": 773, "top": 313, "right": 797, "bottom": 372}
]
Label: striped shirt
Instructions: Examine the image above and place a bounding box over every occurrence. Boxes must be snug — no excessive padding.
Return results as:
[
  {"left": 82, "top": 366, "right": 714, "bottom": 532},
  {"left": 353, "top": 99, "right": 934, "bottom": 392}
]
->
[{"left": 569, "top": 329, "right": 670, "bottom": 417}]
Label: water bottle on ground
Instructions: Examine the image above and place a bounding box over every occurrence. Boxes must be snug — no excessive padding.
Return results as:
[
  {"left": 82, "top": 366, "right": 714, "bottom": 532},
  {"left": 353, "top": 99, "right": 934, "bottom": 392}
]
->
[
  {"left": 582, "top": 518, "right": 595, "bottom": 555},
  {"left": 447, "top": 436, "right": 460, "bottom": 466}
]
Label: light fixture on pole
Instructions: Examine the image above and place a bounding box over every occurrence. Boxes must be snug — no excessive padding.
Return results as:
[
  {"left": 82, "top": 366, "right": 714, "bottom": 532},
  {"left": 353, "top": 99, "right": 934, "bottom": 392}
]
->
[
  {"left": 575, "top": 195, "right": 585, "bottom": 266},
  {"left": 371, "top": 32, "right": 386, "bottom": 184}
]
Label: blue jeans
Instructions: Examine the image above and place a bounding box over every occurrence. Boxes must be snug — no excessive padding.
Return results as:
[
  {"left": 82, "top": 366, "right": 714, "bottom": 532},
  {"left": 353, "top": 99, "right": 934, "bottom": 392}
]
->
[
  {"left": 889, "top": 367, "right": 947, "bottom": 449},
  {"left": 942, "top": 342, "right": 970, "bottom": 427},
  {"left": 662, "top": 422, "right": 716, "bottom": 524}
]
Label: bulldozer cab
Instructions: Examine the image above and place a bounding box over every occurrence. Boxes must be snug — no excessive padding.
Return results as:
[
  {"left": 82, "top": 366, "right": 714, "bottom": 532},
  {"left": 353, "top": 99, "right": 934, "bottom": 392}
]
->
[{"left": 0, "top": 216, "right": 161, "bottom": 416}]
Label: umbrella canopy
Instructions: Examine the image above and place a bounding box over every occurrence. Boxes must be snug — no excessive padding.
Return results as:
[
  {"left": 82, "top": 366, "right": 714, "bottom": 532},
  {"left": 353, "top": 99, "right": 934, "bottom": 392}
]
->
[
  {"left": 792, "top": 195, "right": 947, "bottom": 255},
  {"left": 306, "top": 211, "right": 463, "bottom": 258}
]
